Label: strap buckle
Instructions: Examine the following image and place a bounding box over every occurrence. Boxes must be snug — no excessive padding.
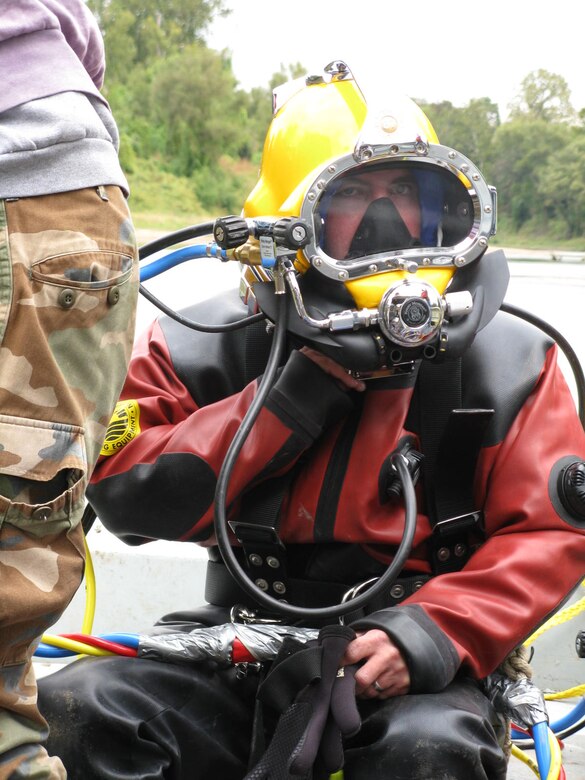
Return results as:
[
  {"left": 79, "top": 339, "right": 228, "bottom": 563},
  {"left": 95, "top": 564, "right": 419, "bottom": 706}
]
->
[
  {"left": 229, "top": 521, "right": 288, "bottom": 598},
  {"left": 431, "top": 510, "right": 484, "bottom": 574}
]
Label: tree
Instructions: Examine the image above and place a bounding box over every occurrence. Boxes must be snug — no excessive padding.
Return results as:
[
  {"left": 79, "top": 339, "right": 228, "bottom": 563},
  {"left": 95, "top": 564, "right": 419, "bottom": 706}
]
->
[
  {"left": 421, "top": 98, "right": 500, "bottom": 171},
  {"left": 88, "top": 0, "right": 227, "bottom": 77},
  {"left": 537, "top": 133, "right": 585, "bottom": 237},
  {"left": 149, "top": 44, "right": 239, "bottom": 173},
  {"left": 508, "top": 69, "right": 576, "bottom": 124},
  {"left": 489, "top": 118, "right": 572, "bottom": 231}
]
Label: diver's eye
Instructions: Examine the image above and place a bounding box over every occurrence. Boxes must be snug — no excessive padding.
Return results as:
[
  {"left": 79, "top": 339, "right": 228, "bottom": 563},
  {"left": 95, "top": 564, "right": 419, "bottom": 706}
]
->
[
  {"left": 335, "top": 182, "right": 370, "bottom": 200},
  {"left": 389, "top": 181, "right": 416, "bottom": 197}
]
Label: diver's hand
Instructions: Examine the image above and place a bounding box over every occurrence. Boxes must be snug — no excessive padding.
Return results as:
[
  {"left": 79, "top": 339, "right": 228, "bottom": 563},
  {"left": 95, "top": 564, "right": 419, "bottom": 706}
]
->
[
  {"left": 300, "top": 346, "right": 366, "bottom": 392},
  {"left": 341, "top": 629, "right": 410, "bottom": 699}
]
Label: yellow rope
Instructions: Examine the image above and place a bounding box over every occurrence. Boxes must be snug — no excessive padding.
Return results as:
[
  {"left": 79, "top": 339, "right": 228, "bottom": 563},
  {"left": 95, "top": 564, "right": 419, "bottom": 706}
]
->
[
  {"left": 545, "top": 684, "right": 585, "bottom": 700},
  {"left": 520, "top": 580, "right": 585, "bottom": 702},
  {"left": 524, "top": 585, "right": 585, "bottom": 647}
]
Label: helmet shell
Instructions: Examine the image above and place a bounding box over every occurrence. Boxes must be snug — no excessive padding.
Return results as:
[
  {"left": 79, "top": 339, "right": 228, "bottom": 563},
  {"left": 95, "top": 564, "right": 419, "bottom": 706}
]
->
[
  {"left": 242, "top": 64, "right": 495, "bottom": 310},
  {"left": 244, "top": 74, "right": 439, "bottom": 222}
]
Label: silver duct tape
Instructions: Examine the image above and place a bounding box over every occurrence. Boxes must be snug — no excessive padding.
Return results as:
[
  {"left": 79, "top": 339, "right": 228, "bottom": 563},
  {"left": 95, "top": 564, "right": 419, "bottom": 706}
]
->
[
  {"left": 234, "top": 624, "right": 319, "bottom": 660},
  {"left": 137, "top": 624, "right": 319, "bottom": 666},
  {"left": 484, "top": 673, "right": 548, "bottom": 729}
]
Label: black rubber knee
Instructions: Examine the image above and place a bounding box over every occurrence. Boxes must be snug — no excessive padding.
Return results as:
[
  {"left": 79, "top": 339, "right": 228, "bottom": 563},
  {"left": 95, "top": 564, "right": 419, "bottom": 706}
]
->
[
  {"left": 344, "top": 677, "right": 508, "bottom": 780},
  {"left": 39, "top": 655, "right": 256, "bottom": 780}
]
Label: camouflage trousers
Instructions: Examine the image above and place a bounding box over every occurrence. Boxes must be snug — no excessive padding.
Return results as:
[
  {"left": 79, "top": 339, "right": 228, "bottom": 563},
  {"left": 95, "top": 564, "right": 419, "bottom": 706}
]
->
[{"left": 0, "top": 187, "right": 139, "bottom": 778}]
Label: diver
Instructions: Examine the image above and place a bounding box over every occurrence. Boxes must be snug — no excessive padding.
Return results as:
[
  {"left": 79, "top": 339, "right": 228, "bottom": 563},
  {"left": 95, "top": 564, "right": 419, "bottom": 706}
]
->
[{"left": 38, "top": 61, "right": 585, "bottom": 779}]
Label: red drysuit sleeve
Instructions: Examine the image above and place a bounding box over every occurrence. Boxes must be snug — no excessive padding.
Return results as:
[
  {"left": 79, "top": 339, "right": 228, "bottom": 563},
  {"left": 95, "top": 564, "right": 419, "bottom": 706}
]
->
[{"left": 88, "top": 318, "right": 354, "bottom": 544}]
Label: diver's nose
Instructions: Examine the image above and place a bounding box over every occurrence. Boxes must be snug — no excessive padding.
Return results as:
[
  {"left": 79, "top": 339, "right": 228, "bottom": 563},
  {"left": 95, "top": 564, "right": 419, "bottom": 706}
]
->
[{"left": 347, "top": 197, "right": 414, "bottom": 258}]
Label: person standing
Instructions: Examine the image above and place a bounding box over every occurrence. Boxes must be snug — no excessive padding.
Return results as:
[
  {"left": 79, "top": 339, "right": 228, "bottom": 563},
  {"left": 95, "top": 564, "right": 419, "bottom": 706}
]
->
[{"left": 0, "top": 2, "right": 139, "bottom": 777}]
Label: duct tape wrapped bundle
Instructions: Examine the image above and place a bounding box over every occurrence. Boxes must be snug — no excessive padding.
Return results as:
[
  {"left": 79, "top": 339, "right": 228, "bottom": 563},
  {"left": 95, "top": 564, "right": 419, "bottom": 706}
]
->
[
  {"left": 484, "top": 671, "right": 548, "bottom": 730},
  {"left": 137, "top": 623, "right": 319, "bottom": 666}
]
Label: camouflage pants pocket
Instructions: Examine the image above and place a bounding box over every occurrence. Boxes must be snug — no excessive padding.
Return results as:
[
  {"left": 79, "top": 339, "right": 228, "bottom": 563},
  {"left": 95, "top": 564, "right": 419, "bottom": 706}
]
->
[
  {"left": 0, "top": 412, "right": 87, "bottom": 533},
  {"left": 0, "top": 187, "right": 139, "bottom": 472}
]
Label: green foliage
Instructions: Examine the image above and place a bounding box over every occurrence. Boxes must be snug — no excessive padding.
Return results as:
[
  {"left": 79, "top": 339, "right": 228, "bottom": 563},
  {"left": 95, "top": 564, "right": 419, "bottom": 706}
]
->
[
  {"left": 421, "top": 97, "right": 500, "bottom": 171},
  {"left": 148, "top": 44, "right": 239, "bottom": 172},
  {"left": 537, "top": 133, "right": 585, "bottom": 237},
  {"left": 508, "top": 69, "right": 576, "bottom": 124},
  {"left": 192, "top": 157, "right": 259, "bottom": 213},
  {"left": 125, "top": 156, "right": 203, "bottom": 216},
  {"left": 488, "top": 118, "right": 572, "bottom": 231},
  {"left": 88, "top": 0, "right": 227, "bottom": 74}
]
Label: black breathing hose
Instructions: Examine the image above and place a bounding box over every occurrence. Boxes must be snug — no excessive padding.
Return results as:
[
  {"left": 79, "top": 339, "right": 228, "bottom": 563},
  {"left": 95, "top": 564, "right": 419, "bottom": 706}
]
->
[
  {"left": 139, "top": 220, "right": 265, "bottom": 333},
  {"left": 213, "top": 290, "right": 419, "bottom": 620},
  {"left": 138, "top": 222, "right": 215, "bottom": 260}
]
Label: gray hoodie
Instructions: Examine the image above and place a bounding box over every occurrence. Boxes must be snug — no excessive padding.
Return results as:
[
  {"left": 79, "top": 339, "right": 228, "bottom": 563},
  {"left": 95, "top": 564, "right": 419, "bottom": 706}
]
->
[{"left": 0, "top": 0, "right": 128, "bottom": 198}]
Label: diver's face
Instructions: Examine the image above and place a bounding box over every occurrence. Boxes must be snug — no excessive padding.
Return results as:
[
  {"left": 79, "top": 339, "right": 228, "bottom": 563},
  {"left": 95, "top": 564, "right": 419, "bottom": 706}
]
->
[{"left": 323, "top": 168, "right": 421, "bottom": 260}]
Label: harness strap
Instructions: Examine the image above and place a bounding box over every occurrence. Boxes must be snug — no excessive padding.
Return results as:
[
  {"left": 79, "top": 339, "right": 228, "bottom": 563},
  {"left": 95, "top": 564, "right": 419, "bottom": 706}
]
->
[
  {"left": 230, "top": 474, "right": 293, "bottom": 599},
  {"left": 205, "top": 558, "right": 429, "bottom": 616},
  {"left": 418, "top": 358, "right": 494, "bottom": 574}
]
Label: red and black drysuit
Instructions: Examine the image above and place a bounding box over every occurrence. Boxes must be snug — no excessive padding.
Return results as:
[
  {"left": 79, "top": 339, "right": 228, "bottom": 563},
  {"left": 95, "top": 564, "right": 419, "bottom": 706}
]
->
[{"left": 38, "top": 288, "right": 585, "bottom": 780}]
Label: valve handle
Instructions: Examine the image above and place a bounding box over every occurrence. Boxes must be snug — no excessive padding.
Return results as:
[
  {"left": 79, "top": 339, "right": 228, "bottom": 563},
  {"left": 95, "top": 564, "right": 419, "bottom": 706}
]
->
[
  {"left": 213, "top": 216, "right": 250, "bottom": 249},
  {"left": 273, "top": 218, "right": 311, "bottom": 249}
]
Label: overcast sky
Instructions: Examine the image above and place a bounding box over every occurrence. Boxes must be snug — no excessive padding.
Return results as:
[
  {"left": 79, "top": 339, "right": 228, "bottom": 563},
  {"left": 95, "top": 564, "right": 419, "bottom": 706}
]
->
[{"left": 207, "top": 0, "right": 584, "bottom": 118}]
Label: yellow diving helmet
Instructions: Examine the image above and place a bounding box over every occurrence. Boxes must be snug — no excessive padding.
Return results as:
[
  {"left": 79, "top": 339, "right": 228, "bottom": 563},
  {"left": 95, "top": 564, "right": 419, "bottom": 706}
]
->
[{"left": 226, "top": 61, "right": 504, "bottom": 373}]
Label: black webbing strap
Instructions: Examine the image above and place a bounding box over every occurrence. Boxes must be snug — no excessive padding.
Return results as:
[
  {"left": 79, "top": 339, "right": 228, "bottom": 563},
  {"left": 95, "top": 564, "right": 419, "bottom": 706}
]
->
[
  {"left": 432, "top": 409, "right": 494, "bottom": 522},
  {"left": 204, "top": 558, "right": 348, "bottom": 609},
  {"left": 418, "top": 358, "right": 494, "bottom": 574},
  {"left": 256, "top": 640, "right": 323, "bottom": 713},
  {"left": 243, "top": 316, "right": 272, "bottom": 386},
  {"left": 205, "top": 559, "right": 430, "bottom": 617},
  {"left": 230, "top": 474, "right": 294, "bottom": 600}
]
